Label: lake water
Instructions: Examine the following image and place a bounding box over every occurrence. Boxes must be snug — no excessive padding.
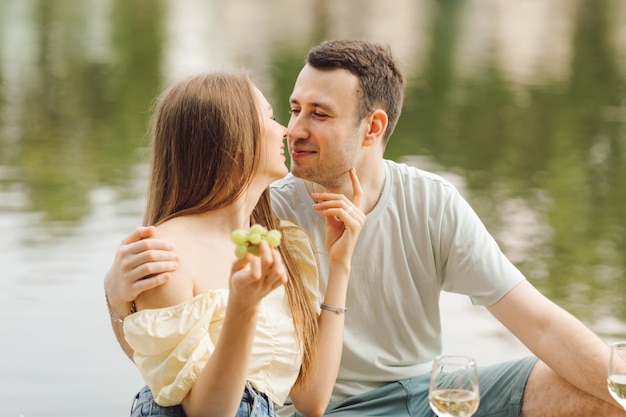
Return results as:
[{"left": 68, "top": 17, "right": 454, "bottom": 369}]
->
[{"left": 1, "top": 1, "right": 625, "bottom": 415}]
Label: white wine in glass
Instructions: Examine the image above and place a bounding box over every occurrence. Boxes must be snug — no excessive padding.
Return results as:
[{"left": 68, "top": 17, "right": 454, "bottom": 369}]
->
[
  {"left": 429, "top": 355, "right": 480, "bottom": 417},
  {"left": 608, "top": 341, "right": 626, "bottom": 411}
]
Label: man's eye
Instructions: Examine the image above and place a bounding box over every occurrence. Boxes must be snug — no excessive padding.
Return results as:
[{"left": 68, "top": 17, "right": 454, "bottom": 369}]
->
[
  {"left": 289, "top": 109, "right": 300, "bottom": 115},
  {"left": 313, "top": 112, "right": 328, "bottom": 118}
]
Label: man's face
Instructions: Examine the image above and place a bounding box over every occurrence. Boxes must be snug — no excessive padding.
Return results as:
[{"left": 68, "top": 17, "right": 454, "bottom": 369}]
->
[{"left": 287, "top": 64, "right": 366, "bottom": 188}]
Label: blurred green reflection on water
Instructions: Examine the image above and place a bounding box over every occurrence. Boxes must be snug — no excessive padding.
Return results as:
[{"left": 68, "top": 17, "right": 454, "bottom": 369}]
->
[
  {"left": 1, "top": 0, "right": 625, "bottom": 328},
  {"left": 0, "top": 0, "right": 626, "bottom": 320},
  {"left": 0, "top": 0, "right": 163, "bottom": 225},
  {"left": 1, "top": 1, "right": 626, "bottom": 415},
  {"left": 383, "top": 0, "right": 626, "bottom": 322}
]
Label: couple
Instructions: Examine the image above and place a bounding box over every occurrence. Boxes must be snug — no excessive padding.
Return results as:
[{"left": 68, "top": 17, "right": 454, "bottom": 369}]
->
[{"left": 105, "top": 40, "right": 625, "bottom": 416}]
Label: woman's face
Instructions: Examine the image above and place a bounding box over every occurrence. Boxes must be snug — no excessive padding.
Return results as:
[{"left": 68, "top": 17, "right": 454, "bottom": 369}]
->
[{"left": 254, "top": 86, "right": 288, "bottom": 183}]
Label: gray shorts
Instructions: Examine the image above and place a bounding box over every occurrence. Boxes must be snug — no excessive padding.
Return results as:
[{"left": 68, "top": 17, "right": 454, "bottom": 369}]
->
[{"left": 293, "top": 356, "right": 537, "bottom": 417}]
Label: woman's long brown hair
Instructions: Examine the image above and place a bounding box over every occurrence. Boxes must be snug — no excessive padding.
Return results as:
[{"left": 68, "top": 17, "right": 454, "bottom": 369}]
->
[{"left": 143, "top": 72, "right": 318, "bottom": 385}]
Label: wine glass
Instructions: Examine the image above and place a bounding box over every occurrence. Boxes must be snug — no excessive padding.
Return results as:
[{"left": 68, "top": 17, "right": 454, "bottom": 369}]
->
[
  {"left": 608, "top": 341, "right": 626, "bottom": 411},
  {"left": 429, "top": 355, "right": 480, "bottom": 417}
]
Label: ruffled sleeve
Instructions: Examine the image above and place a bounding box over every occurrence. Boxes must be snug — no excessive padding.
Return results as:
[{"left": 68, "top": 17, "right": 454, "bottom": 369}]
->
[
  {"left": 280, "top": 220, "right": 321, "bottom": 315},
  {"left": 123, "top": 291, "right": 228, "bottom": 406},
  {"left": 123, "top": 221, "right": 320, "bottom": 407}
]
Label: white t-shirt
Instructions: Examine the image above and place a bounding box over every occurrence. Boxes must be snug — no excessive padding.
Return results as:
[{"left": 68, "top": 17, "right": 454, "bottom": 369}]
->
[{"left": 270, "top": 159, "right": 525, "bottom": 401}]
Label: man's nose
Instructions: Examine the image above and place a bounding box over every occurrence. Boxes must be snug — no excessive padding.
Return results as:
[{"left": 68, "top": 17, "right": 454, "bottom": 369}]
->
[{"left": 286, "top": 113, "right": 308, "bottom": 140}]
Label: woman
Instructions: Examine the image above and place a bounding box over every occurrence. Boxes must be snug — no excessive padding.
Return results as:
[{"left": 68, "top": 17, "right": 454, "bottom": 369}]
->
[{"left": 119, "top": 71, "right": 364, "bottom": 417}]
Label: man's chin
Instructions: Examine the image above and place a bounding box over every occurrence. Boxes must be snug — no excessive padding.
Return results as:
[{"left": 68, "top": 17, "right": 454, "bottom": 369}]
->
[{"left": 289, "top": 165, "right": 312, "bottom": 181}]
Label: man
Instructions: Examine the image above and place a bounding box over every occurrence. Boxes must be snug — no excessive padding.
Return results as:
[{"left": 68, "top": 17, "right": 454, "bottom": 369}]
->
[{"left": 105, "top": 40, "right": 625, "bottom": 416}]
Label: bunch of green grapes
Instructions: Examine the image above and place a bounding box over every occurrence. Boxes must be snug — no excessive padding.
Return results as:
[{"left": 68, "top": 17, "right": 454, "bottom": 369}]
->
[{"left": 231, "top": 224, "right": 282, "bottom": 258}]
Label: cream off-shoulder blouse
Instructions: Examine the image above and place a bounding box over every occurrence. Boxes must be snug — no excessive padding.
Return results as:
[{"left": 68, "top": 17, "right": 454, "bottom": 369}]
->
[{"left": 123, "top": 222, "right": 321, "bottom": 406}]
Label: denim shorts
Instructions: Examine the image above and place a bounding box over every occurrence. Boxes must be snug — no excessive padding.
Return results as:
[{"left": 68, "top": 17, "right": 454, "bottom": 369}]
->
[
  {"left": 131, "top": 382, "right": 276, "bottom": 417},
  {"left": 289, "top": 356, "right": 538, "bottom": 417}
]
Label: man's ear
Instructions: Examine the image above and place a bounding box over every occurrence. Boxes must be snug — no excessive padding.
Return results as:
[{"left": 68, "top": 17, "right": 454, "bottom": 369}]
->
[{"left": 363, "top": 109, "right": 388, "bottom": 148}]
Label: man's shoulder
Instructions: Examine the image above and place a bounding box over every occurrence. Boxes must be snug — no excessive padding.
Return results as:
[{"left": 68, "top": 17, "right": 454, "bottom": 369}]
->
[
  {"left": 270, "top": 174, "right": 306, "bottom": 220},
  {"left": 270, "top": 174, "right": 302, "bottom": 205},
  {"left": 385, "top": 159, "right": 456, "bottom": 190},
  {"left": 270, "top": 173, "right": 298, "bottom": 191}
]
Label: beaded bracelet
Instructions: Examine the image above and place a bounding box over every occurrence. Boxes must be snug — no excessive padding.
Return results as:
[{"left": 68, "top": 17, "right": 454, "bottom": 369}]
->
[{"left": 105, "top": 293, "right": 136, "bottom": 323}]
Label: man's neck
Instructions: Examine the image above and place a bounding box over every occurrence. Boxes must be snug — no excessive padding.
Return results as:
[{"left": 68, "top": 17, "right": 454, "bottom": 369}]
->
[
  {"left": 358, "top": 160, "right": 386, "bottom": 215},
  {"left": 308, "top": 160, "right": 386, "bottom": 215}
]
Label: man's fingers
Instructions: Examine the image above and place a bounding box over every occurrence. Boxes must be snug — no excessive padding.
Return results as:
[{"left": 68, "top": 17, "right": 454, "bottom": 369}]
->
[
  {"left": 117, "top": 241, "right": 178, "bottom": 274},
  {"left": 120, "top": 226, "right": 156, "bottom": 245},
  {"left": 132, "top": 247, "right": 179, "bottom": 265},
  {"left": 130, "top": 260, "right": 179, "bottom": 283},
  {"left": 132, "top": 272, "right": 172, "bottom": 295},
  {"left": 125, "top": 238, "right": 176, "bottom": 256},
  {"left": 349, "top": 167, "right": 364, "bottom": 208}
]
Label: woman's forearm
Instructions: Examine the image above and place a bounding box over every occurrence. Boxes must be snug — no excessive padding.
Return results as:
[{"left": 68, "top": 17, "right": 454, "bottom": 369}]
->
[
  {"left": 290, "top": 262, "right": 350, "bottom": 417},
  {"left": 182, "top": 301, "right": 260, "bottom": 417}
]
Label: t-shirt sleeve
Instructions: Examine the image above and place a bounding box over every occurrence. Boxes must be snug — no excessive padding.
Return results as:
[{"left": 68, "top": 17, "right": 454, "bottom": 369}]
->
[
  {"left": 439, "top": 186, "right": 525, "bottom": 306},
  {"left": 123, "top": 293, "right": 227, "bottom": 406}
]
